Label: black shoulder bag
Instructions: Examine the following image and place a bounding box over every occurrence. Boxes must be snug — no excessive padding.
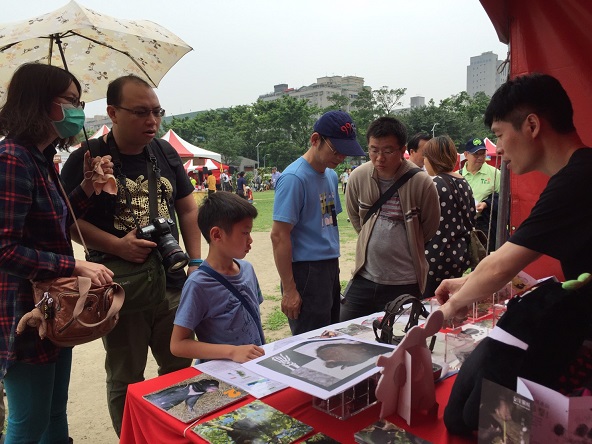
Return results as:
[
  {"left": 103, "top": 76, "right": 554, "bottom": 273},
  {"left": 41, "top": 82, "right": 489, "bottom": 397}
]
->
[
  {"left": 199, "top": 264, "right": 265, "bottom": 345},
  {"left": 362, "top": 168, "right": 421, "bottom": 225}
]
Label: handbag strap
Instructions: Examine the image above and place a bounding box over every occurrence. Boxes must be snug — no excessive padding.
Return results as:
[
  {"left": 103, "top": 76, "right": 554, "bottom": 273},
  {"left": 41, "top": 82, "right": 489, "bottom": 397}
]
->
[
  {"left": 363, "top": 168, "right": 421, "bottom": 225},
  {"left": 28, "top": 151, "right": 90, "bottom": 258},
  {"left": 199, "top": 264, "right": 265, "bottom": 345},
  {"left": 72, "top": 277, "right": 125, "bottom": 327}
]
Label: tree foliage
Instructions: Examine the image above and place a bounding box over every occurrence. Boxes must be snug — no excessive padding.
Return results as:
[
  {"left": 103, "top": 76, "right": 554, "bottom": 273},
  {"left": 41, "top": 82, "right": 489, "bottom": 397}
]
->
[
  {"left": 398, "top": 91, "right": 493, "bottom": 149},
  {"left": 162, "top": 86, "right": 494, "bottom": 168}
]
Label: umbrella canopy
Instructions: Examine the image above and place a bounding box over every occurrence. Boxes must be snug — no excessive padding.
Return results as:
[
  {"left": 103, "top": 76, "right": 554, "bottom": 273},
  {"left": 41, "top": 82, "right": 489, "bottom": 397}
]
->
[
  {"left": 0, "top": 0, "right": 192, "bottom": 102},
  {"left": 161, "top": 129, "right": 221, "bottom": 162}
]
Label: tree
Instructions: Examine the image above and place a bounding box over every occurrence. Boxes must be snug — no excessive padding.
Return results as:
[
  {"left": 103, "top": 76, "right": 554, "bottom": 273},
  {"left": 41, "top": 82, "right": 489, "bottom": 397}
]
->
[
  {"left": 350, "top": 88, "right": 376, "bottom": 150},
  {"left": 252, "top": 96, "right": 319, "bottom": 169},
  {"left": 325, "top": 93, "right": 350, "bottom": 112},
  {"left": 373, "top": 86, "right": 407, "bottom": 116}
]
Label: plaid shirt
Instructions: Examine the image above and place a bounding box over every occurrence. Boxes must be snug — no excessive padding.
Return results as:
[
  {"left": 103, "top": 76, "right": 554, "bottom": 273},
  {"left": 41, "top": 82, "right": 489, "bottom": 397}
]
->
[{"left": 0, "top": 138, "right": 90, "bottom": 376}]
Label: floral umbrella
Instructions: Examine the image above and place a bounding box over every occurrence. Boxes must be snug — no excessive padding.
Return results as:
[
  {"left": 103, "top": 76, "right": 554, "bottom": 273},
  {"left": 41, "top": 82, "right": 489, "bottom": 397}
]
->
[{"left": 0, "top": 0, "right": 192, "bottom": 103}]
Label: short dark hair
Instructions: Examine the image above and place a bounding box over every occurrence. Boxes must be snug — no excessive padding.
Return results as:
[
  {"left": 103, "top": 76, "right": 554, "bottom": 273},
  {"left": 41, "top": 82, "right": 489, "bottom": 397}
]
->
[
  {"left": 198, "top": 191, "right": 257, "bottom": 243},
  {"left": 407, "top": 132, "right": 431, "bottom": 153},
  {"left": 238, "top": 171, "right": 245, "bottom": 177},
  {"left": 484, "top": 73, "right": 576, "bottom": 133},
  {"left": 366, "top": 116, "right": 407, "bottom": 149},
  {"left": 0, "top": 63, "right": 81, "bottom": 145},
  {"left": 106, "top": 75, "right": 152, "bottom": 106},
  {"left": 423, "top": 135, "right": 458, "bottom": 174}
]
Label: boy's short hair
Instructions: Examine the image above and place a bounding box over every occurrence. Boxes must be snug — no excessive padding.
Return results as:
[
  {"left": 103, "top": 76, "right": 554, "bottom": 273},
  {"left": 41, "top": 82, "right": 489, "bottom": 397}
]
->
[
  {"left": 484, "top": 73, "right": 576, "bottom": 134},
  {"left": 366, "top": 116, "right": 408, "bottom": 149},
  {"left": 198, "top": 191, "right": 257, "bottom": 243}
]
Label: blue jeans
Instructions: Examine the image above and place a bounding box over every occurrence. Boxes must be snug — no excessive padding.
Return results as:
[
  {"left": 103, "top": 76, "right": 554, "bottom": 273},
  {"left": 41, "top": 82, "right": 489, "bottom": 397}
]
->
[
  {"left": 4, "top": 347, "right": 72, "bottom": 444},
  {"left": 287, "top": 259, "right": 341, "bottom": 335},
  {"left": 340, "top": 275, "right": 420, "bottom": 321}
]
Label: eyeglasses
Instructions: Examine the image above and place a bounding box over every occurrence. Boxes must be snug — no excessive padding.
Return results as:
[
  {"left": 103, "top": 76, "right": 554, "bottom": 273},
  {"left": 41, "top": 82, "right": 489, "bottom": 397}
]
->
[
  {"left": 369, "top": 148, "right": 397, "bottom": 157},
  {"left": 114, "top": 106, "right": 165, "bottom": 118},
  {"left": 321, "top": 136, "right": 343, "bottom": 157},
  {"left": 58, "top": 96, "right": 85, "bottom": 109},
  {"left": 470, "top": 150, "right": 487, "bottom": 157}
]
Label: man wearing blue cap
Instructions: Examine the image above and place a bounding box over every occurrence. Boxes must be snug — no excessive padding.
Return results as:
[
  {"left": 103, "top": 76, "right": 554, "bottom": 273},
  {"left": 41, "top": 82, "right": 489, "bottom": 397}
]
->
[
  {"left": 460, "top": 137, "right": 501, "bottom": 251},
  {"left": 271, "top": 110, "right": 366, "bottom": 335},
  {"left": 341, "top": 117, "right": 440, "bottom": 320}
]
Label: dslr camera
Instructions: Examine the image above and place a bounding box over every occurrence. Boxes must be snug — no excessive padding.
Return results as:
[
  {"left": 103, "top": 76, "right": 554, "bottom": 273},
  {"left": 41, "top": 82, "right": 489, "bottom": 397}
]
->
[{"left": 137, "top": 217, "right": 189, "bottom": 272}]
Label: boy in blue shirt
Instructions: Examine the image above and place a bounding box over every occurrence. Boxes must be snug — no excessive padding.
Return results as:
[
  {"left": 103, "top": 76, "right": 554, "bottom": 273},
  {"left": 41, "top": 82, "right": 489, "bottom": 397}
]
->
[{"left": 171, "top": 192, "right": 265, "bottom": 363}]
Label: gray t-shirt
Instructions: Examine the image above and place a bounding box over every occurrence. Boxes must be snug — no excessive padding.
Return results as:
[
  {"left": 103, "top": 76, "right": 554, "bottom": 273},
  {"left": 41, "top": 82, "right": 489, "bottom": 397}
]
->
[{"left": 359, "top": 177, "right": 417, "bottom": 285}]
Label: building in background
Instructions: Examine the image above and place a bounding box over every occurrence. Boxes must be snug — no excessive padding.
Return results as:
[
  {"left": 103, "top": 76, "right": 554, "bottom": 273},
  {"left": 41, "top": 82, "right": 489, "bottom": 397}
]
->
[
  {"left": 410, "top": 96, "right": 425, "bottom": 108},
  {"left": 466, "top": 51, "right": 508, "bottom": 97},
  {"left": 85, "top": 114, "right": 112, "bottom": 132},
  {"left": 258, "top": 75, "right": 367, "bottom": 111}
]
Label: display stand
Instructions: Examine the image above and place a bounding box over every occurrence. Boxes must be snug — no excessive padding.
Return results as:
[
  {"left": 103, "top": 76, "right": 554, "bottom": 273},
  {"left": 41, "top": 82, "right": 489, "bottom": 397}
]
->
[{"left": 311, "top": 373, "right": 379, "bottom": 420}]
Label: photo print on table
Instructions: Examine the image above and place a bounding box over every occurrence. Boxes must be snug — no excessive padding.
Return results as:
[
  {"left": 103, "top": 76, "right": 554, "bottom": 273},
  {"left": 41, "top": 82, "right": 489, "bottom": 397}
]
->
[
  {"left": 193, "top": 399, "right": 313, "bottom": 443},
  {"left": 243, "top": 336, "right": 395, "bottom": 399},
  {"left": 143, "top": 373, "right": 248, "bottom": 423}
]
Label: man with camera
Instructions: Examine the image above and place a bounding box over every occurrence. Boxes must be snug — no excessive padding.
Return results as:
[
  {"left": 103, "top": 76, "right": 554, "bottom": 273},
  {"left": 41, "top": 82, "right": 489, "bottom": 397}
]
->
[{"left": 61, "top": 75, "right": 202, "bottom": 437}]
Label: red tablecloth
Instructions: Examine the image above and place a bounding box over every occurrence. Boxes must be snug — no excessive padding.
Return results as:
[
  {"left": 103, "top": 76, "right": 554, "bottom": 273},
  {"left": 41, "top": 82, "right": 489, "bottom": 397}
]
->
[{"left": 120, "top": 367, "right": 476, "bottom": 443}]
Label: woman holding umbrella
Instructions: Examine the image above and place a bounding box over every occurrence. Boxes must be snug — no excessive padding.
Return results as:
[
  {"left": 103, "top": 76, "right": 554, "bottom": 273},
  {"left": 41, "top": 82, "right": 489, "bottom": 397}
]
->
[{"left": 0, "top": 63, "right": 114, "bottom": 443}]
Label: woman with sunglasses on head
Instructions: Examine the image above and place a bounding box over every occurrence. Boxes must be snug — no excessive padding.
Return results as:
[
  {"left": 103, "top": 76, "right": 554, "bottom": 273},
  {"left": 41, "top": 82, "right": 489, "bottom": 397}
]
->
[
  {"left": 422, "top": 135, "right": 477, "bottom": 299},
  {"left": 0, "top": 63, "right": 114, "bottom": 443}
]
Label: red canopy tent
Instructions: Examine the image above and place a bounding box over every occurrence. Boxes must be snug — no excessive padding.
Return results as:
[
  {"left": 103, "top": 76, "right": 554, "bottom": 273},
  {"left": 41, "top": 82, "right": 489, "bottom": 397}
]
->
[
  {"left": 187, "top": 159, "right": 229, "bottom": 184},
  {"left": 160, "top": 129, "right": 221, "bottom": 162},
  {"left": 480, "top": 0, "right": 592, "bottom": 279}
]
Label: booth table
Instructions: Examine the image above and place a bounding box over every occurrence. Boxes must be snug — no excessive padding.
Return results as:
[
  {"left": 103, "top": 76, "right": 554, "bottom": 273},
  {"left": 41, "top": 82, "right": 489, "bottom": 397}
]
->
[{"left": 120, "top": 366, "right": 475, "bottom": 443}]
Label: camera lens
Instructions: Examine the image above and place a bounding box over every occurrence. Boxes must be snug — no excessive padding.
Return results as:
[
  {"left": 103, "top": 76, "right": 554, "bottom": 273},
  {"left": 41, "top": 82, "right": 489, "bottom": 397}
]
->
[{"left": 157, "top": 234, "right": 189, "bottom": 272}]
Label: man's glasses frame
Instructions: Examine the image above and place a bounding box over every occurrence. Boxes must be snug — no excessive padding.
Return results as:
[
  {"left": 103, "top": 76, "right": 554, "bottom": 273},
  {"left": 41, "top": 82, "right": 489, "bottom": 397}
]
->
[
  {"left": 321, "top": 136, "right": 342, "bottom": 156},
  {"left": 114, "top": 106, "right": 166, "bottom": 118},
  {"left": 368, "top": 148, "right": 398, "bottom": 157},
  {"left": 58, "top": 96, "right": 85, "bottom": 109}
]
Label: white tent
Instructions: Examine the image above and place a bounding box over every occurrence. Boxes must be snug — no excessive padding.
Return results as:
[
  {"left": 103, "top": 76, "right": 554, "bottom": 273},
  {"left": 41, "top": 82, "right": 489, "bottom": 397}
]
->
[{"left": 161, "top": 129, "right": 221, "bottom": 162}]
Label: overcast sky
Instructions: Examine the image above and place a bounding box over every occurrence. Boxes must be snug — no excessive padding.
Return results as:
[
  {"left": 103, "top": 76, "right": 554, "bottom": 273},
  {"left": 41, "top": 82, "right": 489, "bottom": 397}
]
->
[{"left": 6, "top": 0, "right": 508, "bottom": 118}]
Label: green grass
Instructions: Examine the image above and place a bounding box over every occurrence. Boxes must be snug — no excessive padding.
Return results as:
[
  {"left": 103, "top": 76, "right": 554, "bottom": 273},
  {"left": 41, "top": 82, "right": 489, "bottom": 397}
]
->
[
  {"left": 250, "top": 191, "right": 276, "bottom": 232},
  {"left": 265, "top": 307, "right": 289, "bottom": 331}
]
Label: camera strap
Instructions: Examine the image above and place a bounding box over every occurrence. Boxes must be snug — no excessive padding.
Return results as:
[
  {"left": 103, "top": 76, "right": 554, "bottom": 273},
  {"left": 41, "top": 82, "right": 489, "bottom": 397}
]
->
[
  {"left": 144, "top": 144, "right": 159, "bottom": 221},
  {"left": 105, "top": 132, "right": 164, "bottom": 228}
]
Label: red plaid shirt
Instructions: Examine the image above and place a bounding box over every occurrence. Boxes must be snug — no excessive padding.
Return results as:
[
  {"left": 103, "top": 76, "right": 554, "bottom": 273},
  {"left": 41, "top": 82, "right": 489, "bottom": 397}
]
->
[{"left": 0, "top": 138, "right": 90, "bottom": 376}]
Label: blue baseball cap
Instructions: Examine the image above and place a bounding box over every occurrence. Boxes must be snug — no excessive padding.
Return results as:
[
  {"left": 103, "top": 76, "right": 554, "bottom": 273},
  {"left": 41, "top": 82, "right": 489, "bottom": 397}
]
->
[
  {"left": 465, "top": 138, "right": 487, "bottom": 154},
  {"left": 313, "top": 111, "right": 365, "bottom": 156}
]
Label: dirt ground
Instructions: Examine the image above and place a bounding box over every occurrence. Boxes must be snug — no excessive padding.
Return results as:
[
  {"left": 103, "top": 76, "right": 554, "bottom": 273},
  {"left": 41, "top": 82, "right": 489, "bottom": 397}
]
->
[{"left": 67, "top": 231, "right": 357, "bottom": 443}]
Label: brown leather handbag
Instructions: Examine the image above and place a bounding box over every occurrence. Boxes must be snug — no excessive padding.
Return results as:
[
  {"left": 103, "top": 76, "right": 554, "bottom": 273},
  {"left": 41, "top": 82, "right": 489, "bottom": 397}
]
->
[
  {"left": 29, "top": 160, "right": 124, "bottom": 347},
  {"left": 32, "top": 276, "right": 124, "bottom": 347}
]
